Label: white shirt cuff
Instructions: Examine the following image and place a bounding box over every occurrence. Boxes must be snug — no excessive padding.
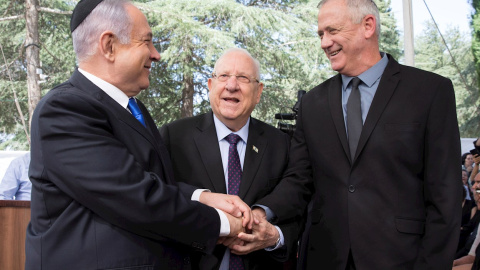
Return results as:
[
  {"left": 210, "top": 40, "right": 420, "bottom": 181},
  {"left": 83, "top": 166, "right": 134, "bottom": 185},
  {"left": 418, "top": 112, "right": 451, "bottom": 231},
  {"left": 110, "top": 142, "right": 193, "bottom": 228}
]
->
[
  {"left": 216, "top": 209, "right": 230, "bottom": 236},
  {"left": 191, "top": 189, "right": 230, "bottom": 236},
  {"left": 191, "top": 189, "right": 210, "bottom": 201}
]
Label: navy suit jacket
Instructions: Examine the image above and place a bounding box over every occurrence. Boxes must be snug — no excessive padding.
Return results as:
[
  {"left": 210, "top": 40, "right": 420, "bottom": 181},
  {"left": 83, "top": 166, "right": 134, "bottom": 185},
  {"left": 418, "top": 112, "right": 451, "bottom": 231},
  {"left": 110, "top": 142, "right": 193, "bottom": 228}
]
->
[
  {"left": 160, "top": 112, "right": 300, "bottom": 269},
  {"left": 258, "top": 55, "right": 462, "bottom": 269},
  {"left": 27, "top": 70, "right": 220, "bottom": 270}
]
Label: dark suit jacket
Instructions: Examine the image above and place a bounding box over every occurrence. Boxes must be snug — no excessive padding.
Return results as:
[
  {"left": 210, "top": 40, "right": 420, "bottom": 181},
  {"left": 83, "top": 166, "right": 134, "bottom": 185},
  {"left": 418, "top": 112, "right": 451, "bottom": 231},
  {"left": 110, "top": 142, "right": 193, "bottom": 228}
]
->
[
  {"left": 257, "top": 55, "right": 462, "bottom": 269},
  {"left": 160, "top": 112, "right": 298, "bottom": 269},
  {"left": 27, "top": 70, "right": 220, "bottom": 270}
]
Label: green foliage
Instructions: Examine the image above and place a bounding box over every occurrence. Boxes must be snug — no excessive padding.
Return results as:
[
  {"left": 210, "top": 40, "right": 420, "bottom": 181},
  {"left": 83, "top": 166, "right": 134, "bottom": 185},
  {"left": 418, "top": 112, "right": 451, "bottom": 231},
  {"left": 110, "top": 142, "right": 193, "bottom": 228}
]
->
[
  {"left": 0, "top": 0, "right": 76, "bottom": 148},
  {"left": 377, "top": 0, "right": 401, "bottom": 60},
  {"left": 414, "top": 21, "right": 479, "bottom": 137},
  {"left": 0, "top": 0, "right": 403, "bottom": 148},
  {"left": 136, "top": 0, "right": 332, "bottom": 126}
]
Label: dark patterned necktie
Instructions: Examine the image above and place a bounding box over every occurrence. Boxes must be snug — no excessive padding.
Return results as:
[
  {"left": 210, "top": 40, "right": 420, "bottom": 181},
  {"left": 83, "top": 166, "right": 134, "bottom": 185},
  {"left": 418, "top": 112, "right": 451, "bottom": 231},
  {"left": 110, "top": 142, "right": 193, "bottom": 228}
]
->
[
  {"left": 128, "top": 98, "right": 146, "bottom": 127},
  {"left": 347, "top": 77, "right": 362, "bottom": 161},
  {"left": 224, "top": 133, "right": 244, "bottom": 270}
]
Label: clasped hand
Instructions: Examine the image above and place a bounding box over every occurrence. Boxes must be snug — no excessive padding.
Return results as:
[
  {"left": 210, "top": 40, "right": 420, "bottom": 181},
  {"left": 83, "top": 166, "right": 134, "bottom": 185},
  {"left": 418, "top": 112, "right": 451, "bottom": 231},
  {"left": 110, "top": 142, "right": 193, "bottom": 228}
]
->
[
  {"left": 198, "top": 192, "right": 254, "bottom": 235},
  {"left": 198, "top": 193, "right": 280, "bottom": 254},
  {"left": 221, "top": 208, "right": 280, "bottom": 255}
]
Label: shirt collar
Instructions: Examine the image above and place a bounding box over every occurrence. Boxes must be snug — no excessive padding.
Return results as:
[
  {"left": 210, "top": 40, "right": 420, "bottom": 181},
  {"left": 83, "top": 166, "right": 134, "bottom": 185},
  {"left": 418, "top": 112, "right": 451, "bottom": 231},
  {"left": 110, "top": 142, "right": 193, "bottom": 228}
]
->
[
  {"left": 78, "top": 68, "right": 131, "bottom": 109},
  {"left": 213, "top": 114, "right": 249, "bottom": 144},
  {"left": 341, "top": 52, "right": 388, "bottom": 90}
]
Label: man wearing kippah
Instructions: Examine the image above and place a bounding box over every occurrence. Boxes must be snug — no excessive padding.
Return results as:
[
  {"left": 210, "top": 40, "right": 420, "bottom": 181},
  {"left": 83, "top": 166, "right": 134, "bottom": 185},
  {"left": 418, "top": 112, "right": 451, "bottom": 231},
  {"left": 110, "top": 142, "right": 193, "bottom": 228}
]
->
[{"left": 26, "top": 0, "right": 255, "bottom": 269}]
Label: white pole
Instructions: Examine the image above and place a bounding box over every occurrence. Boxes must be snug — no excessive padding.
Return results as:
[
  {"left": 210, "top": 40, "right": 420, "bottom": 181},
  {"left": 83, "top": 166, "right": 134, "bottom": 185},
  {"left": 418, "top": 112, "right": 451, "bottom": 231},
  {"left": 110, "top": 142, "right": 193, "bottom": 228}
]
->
[{"left": 403, "top": 0, "right": 414, "bottom": 66}]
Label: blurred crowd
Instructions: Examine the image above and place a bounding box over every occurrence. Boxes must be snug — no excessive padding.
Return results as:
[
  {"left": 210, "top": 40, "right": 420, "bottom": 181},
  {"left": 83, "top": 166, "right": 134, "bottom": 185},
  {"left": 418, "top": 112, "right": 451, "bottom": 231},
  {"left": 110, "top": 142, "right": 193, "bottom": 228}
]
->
[{"left": 454, "top": 139, "right": 480, "bottom": 270}]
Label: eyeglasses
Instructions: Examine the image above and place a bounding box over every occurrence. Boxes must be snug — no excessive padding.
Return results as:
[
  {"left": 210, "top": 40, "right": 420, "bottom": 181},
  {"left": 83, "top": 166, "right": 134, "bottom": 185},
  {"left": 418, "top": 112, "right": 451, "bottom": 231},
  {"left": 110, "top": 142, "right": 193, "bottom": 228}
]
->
[{"left": 212, "top": 72, "right": 259, "bottom": 84}]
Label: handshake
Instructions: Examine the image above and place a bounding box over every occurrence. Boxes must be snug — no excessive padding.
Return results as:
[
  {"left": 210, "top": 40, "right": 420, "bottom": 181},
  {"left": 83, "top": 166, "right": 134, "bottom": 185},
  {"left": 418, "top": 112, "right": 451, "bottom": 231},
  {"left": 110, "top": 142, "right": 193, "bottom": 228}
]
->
[{"left": 199, "top": 192, "right": 280, "bottom": 255}]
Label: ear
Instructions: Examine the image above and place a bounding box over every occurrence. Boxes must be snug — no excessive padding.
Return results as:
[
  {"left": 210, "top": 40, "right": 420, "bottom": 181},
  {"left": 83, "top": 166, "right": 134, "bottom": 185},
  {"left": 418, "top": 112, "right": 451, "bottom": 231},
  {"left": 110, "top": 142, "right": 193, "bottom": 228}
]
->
[
  {"left": 363, "top": 14, "right": 377, "bottom": 39},
  {"left": 255, "top": 82, "right": 264, "bottom": 104},
  {"left": 207, "top": 78, "right": 213, "bottom": 92},
  {"left": 98, "top": 31, "right": 116, "bottom": 62}
]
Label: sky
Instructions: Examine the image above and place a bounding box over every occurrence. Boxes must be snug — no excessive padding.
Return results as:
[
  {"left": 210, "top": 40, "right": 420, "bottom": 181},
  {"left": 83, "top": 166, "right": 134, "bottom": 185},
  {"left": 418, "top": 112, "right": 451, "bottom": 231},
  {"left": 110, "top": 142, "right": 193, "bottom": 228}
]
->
[{"left": 389, "top": 0, "right": 473, "bottom": 36}]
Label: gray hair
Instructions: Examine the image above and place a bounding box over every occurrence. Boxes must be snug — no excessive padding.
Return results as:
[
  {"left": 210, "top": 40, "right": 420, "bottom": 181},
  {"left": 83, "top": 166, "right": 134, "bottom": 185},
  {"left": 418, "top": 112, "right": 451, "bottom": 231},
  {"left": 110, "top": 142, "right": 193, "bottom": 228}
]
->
[
  {"left": 317, "top": 0, "right": 380, "bottom": 39},
  {"left": 72, "top": 0, "right": 132, "bottom": 63},
  {"left": 214, "top": 48, "right": 261, "bottom": 79}
]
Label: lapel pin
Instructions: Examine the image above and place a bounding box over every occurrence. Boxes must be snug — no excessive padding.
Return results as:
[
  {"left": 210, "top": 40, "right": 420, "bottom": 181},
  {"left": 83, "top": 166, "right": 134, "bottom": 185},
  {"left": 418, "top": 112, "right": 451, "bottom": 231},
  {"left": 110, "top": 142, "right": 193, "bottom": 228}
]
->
[{"left": 252, "top": 145, "right": 258, "bottom": 153}]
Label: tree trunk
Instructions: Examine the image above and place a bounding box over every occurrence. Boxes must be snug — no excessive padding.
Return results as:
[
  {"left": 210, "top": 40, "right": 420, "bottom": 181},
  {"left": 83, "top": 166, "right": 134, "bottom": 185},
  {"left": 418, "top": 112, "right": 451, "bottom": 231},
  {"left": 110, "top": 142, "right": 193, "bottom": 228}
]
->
[
  {"left": 181, "top": 72, "right": 194, "bottom": 118},
  {"left": 25, "top": 0, "right": 41, "bottom": 133},
  {"left": 180, "top": 48, "right": 194, "bottom": 118}
]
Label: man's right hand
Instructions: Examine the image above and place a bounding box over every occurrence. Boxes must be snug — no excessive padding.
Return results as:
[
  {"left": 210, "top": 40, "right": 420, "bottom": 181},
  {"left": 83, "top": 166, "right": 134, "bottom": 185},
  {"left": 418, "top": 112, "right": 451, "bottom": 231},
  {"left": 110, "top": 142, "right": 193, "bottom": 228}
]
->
[
  {"left": 226, "top": 211, "right": 246, "bottom": 237},
  {"left": 199, "top": 192, "right": 254, "bottom": 229},
  {"left": 217, "top": 212, "right": 246, "bottom": 245}
]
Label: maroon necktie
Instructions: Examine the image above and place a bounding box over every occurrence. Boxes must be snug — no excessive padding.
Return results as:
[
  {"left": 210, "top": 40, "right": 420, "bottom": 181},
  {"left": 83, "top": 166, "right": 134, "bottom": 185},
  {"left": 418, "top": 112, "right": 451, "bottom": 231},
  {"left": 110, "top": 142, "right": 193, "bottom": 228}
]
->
[{"left": 225, "top": 133, "right": 244, "bottom": 270}]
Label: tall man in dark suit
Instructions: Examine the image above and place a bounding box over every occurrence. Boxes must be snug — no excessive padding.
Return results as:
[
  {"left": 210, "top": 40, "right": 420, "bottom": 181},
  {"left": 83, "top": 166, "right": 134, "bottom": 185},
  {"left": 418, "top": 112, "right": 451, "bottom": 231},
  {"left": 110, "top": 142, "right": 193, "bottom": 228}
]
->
[
  {"left": 160, "top": 48, "right": 298, "bottom": 269},
  {"left": 26, "top": 1, "right": 253, "bottom": 269},
  {"left": 239, "top": 0, "right": 462, "bottom": 269}
]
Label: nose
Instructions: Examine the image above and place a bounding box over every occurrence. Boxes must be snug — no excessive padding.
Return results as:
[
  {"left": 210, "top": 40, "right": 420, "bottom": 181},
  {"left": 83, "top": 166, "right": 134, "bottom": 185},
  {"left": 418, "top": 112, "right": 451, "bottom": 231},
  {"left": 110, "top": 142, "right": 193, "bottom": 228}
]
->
[
  {"left": 150, "top": 44, "right": 161, "bottom": 62},
  {"left": 225, "top": 75, "right": 239, "bottom": 92},
  {"left": 320, "top": 33, "right": 333, "bottom": 50}
]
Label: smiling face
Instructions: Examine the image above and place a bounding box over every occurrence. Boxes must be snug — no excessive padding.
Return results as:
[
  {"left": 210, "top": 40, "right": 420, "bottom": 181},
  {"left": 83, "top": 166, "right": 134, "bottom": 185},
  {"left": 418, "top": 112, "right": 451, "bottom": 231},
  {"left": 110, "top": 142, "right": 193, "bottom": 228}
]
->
[
  {"left": 473, "top": 173, "right": 480, "bottom": 202},
  {"left": 208, "top": 50, "right": 264, "bottom": 131},
  {"left": 114, "top": 4, "right": 160, "bottom": 97},
  {"left": 317, "top": 0, "right": 379, "bottom": 76}
]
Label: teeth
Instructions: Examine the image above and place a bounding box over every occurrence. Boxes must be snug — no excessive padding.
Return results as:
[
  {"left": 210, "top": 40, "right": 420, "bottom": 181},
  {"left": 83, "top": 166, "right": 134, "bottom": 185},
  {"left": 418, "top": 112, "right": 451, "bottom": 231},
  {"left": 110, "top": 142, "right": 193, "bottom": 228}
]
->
[{"left": 331, "top": 50, "right": 340, "bottom": 56}]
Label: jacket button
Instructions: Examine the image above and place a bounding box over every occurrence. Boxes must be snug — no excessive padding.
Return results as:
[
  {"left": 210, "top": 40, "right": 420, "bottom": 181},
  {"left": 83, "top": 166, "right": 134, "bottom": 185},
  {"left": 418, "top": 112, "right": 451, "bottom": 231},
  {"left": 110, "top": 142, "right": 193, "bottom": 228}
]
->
[{"left": 348, "top": 185, "right": 355, "bottom": 193}]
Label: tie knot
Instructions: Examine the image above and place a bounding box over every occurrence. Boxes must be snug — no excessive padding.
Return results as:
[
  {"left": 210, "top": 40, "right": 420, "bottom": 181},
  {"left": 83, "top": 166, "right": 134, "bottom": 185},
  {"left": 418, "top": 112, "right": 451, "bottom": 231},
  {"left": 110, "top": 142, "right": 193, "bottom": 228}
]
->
[
  {"left": 127, "top": 97, "right": 146, "bottom": 127},
  {"left": 225, "top": 133, "right": 242, "bottom": 145},
  {"left": 128, "top": 97, "right": 139, "bottom": 110},
  {"left": 351, "top": 77, "right": 361, "bottom": 89}
]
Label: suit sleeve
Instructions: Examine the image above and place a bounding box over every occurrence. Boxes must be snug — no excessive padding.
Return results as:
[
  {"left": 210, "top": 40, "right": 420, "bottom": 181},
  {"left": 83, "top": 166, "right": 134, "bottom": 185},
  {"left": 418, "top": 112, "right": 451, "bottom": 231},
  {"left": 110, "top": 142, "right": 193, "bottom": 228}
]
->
[
  {"left": 256, "top": 98, "right": 314, "bottom": 223},
  {"left": 33, "top": 91, "right": 220, "bottom": 253},
  {"left": 415, "top": 77, "right": 462, "bottom": 268}
]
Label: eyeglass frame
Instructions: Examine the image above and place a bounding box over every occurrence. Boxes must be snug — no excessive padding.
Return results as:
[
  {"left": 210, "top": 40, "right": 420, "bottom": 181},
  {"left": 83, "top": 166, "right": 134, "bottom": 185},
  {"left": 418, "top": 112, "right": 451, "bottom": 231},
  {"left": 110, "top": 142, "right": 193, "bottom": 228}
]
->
[{"left": 211, "top": 71, "right": 260, "bottom": 84}]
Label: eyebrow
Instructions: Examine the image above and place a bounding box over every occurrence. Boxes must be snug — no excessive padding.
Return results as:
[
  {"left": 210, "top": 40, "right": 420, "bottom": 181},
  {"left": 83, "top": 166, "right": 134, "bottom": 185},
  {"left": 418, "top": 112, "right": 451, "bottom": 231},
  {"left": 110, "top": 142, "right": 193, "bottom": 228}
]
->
[{"left": 317, "top": 26, "right": 335, "bottom": 36}]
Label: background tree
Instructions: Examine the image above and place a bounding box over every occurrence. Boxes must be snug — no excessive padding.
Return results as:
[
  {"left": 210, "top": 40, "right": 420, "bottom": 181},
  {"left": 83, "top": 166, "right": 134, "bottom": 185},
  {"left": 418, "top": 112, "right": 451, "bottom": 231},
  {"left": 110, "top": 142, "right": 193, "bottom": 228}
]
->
[
  {"left": 140, "top": 0, "right": 400, "bottom": 126},
  {"left": 0, "top": 0, "right": 420, "bottom": 149},
  {"left": 0, "top": 0, "right": 73, "bottom": 149},
  {"left": 414, "top": 21, "right": 479, "bottom": 137},
  {"left": 469, "top": 0, "right": 480, "bottom": 136},
  {"left": 377, "top": 0, "right": 401, "bottom": 60}
]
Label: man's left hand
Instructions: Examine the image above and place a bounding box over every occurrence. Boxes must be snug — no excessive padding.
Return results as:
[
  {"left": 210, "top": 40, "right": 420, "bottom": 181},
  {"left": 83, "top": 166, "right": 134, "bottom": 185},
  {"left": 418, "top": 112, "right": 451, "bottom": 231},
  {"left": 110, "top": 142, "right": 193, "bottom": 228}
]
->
[{"left": 230, "top": 208, "right": 279, "bottom": 255}]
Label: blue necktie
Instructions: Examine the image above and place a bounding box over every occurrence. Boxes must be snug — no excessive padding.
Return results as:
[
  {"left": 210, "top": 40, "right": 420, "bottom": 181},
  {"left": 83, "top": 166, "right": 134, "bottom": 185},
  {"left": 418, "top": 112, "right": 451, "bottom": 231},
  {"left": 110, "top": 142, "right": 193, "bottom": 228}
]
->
[
  {"left": 128, "top": 98, "right": 146, "bottom": 127},
  {"left": 224, "top": 133, "right": 244, "bottom": 270}
]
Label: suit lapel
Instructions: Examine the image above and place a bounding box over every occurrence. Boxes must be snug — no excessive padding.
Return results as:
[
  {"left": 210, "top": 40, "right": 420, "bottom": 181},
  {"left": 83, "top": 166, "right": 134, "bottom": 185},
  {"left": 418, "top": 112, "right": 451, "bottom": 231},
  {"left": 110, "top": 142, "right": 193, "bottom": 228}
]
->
[
  {"left": 354, "top": 56, "right": 400, "bottom": 162},
  {"left": 239, "top": 118, "right": 266, "bottom": 199},
  {"left": 328, "top": 75, "right": 351, "bottom": 163},
  {"left": 69, "top": 70, "right": 171, "bottom": 180},
  {"left": 194, "top": 113, "right": 228, "bottom": 194},
  {"left": 70, "top": 70, "right": 159, "bottom": 150},
  {"left": 137, "top": 100, "right": 176, "bottom": 184}
]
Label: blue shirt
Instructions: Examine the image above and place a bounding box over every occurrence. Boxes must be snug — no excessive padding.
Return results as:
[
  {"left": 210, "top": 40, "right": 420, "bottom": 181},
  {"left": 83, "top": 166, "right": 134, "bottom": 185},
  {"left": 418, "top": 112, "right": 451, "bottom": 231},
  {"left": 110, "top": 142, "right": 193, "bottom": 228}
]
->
[
  {"left": 0, "top": 152, "right": 31, "bottom": 200},
  {"left": 341, "top": 52, "right": 389, "bottom": 130}
]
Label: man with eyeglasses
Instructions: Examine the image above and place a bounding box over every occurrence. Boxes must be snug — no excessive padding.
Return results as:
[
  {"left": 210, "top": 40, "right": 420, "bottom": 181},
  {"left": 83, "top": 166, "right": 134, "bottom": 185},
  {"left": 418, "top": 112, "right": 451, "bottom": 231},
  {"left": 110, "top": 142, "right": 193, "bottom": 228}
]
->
[{"left": 160, "top": 48, "right": 299, "bottom": 269}]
